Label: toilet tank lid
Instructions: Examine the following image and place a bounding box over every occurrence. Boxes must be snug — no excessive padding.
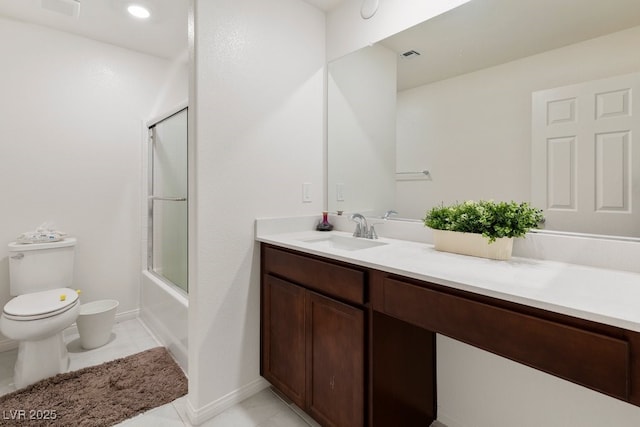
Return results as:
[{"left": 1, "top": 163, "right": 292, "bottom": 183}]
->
[{"left": 8, "top": 237, "right": 76, "bottom": 252}]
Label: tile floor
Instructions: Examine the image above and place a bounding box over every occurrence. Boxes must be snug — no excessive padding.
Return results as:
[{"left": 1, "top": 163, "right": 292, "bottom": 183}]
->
[{"left": 0, "top": 318, "right": 319, "bottom": 427}]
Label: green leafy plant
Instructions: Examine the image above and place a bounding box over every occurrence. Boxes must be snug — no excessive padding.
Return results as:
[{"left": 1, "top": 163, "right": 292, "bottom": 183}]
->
[{"left": 423, "top": 200, "right": 544, "bottom": 243}]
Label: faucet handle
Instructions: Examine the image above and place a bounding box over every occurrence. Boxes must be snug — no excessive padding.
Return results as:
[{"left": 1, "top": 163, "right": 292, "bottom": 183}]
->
[
  {"left": 353, "top": 223, "right": 362, "bottom": 238},
  {"left": 368, "top": 225, "right": 378, "bottom": 239}
]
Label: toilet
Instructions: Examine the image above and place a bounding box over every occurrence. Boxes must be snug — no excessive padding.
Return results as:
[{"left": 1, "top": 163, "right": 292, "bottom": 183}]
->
[{"left": 0, "top": 238, "right": 80, "bottom": 389}]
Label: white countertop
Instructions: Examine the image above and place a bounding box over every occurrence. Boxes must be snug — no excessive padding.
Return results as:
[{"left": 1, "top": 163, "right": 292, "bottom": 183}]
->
[{"left": 257, "top": 229, "right": 640, "bottom": 332}]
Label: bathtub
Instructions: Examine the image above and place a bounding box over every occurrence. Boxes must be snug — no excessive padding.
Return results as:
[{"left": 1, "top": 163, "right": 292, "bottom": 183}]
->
[{"left": 140, "top": 270, "right": 188, "bottom": 371}]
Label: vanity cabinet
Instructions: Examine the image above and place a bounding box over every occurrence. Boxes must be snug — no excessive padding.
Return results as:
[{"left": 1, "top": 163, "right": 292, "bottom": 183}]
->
[
  {"left": 261, "top": 244, "right": 365, "bottom": 427},
  {"left": 260, "top": 241, "right": 640, "bottom": 426}
]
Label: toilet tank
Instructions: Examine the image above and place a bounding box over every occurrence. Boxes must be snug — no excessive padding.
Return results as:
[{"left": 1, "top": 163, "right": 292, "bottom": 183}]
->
[{"left": 7, "top": 238, "right": 76, "bottom": 296}]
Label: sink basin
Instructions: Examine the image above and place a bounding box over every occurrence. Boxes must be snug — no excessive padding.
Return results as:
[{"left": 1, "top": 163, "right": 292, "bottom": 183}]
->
[{"left": 299, "top": 234, "right": 388, "bottom": 251}]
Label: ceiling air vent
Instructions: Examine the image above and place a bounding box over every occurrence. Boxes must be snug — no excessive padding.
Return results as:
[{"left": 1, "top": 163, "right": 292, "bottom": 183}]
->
[
  {"left": 41, "top": 0, "right": 81, "bottom": 18},
  {"left": 401, "top": 50, "right": 421, "bottom": 59}
]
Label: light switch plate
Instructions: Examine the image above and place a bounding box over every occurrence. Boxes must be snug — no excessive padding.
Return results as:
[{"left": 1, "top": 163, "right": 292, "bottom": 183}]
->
[
  {"left": 336, "top": 183, "right": 345, "bottom": 201},
  {"left": 302, "top": 182, "right": 312, "bottom": 203}
]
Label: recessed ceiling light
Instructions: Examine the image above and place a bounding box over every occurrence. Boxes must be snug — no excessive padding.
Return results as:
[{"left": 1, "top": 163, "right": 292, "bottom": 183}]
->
[{"left": 127, "top": 4, "right": 150, "bottom": 19}]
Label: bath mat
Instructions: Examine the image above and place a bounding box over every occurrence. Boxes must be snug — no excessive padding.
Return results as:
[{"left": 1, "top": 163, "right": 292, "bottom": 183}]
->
[{"left": 0, "top": 346, "right": 187, "bottom": 426}]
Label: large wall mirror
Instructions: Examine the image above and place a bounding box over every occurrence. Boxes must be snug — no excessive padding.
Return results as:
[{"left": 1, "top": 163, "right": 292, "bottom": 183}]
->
[{"left": 328, "top": 0, "right": 640, "bottom": 238}]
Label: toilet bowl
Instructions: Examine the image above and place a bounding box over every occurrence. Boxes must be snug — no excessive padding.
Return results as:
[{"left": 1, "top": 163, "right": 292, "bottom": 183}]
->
[{"left": 0, "top": 287, "right": 80, "bottom": 389}]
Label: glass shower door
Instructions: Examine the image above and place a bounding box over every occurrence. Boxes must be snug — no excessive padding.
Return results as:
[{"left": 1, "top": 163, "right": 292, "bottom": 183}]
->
[{"left": 148, "top": 108, "right": 188, "bottom": 292}]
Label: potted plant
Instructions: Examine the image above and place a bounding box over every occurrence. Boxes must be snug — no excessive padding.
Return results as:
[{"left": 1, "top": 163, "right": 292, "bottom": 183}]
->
[{"left": 423, "top": 200, "right": 544, "bottom": 260}]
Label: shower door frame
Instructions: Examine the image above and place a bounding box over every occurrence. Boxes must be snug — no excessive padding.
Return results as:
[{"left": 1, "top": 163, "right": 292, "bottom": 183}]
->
[{"left": 146, "top": 105, "right": 188, "bottom": 294}]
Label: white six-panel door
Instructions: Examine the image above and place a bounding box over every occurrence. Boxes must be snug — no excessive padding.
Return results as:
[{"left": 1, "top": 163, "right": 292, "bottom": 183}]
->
[{"left": 532, "top": 73, "right": 640, "bottom": 237}]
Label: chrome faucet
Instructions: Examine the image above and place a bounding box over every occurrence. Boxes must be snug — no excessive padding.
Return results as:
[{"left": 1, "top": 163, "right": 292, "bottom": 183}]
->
[
  {"left": 349, "top": 213, "right": 378, "bottom": 239},
  {"left": 350, "top": 213, "right": 368, "bottom": 238},
  {"left": 382, "top": 210, "right": 398, "bottom": 220}
]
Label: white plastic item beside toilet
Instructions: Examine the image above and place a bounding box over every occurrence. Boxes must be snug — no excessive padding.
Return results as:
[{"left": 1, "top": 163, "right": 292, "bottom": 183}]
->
[{"left": 76, "top": 299, "right": 119, "bottom": 350}]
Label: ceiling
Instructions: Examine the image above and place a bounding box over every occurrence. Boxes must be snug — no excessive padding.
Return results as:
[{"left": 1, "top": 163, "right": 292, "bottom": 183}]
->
[
  {"left": 302, "top": 0, "right": 345, "bottom": 11},
  {"left": 0, "top": 0, "right": 347, "bottom": 60},
  {"left": 4, "top": 0, "right": 638, "bottom": 87},
  {"left": 379, "top": 0, "right": 640, "bottom": 91},
  {"left": 0, "top": 0, "right": 188, "bottom": 60}
]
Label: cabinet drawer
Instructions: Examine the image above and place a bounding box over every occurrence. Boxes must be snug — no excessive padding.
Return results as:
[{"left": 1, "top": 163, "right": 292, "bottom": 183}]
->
[
  {"left": 381, "top": 277, "right": 630, "bottom": 400},
  {"left": 263, "top": 245, "right": 365, "bottom": 305}
]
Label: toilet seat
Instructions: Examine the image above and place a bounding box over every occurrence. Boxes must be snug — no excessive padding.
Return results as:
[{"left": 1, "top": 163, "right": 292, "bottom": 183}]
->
[{"left": 3, "top": 287, "right": 79, "bottom": 321}]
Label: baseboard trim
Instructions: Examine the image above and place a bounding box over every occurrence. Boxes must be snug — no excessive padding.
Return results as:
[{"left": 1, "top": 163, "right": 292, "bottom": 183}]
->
[
  {"left": 437, "top": 413, "right": 463, "bottom": 427},
  {"left": 0, "top": 337, "right": 17, "bottom": 353},
  {"left": 137, "top": 314, "right": 187, "bottom": 372},
  {"left": 185, "top": 377, "right": 270, "bottom": 425}
]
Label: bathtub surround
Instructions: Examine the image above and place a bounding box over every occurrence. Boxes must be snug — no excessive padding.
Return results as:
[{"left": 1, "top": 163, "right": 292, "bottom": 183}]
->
[
  {"left": 138, "top": 105, "right": 189, "bottom": 370},
  {"left": 140, "top": 271, "right": 188, "bottom": 371},
  {"left": 146, "top": 108, "right": 189, "bottom": 292}
]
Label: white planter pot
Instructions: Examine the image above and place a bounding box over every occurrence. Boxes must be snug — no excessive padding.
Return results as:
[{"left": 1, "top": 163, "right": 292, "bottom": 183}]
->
[{"left": 432, "top": 229, "right": 513, "bottom": 260}]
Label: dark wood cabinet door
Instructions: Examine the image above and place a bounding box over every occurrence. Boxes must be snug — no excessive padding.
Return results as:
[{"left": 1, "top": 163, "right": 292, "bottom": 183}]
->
[
  {"left": 262, "top": 274, "right": 306, "bottom": 408},
  {"left": 306, "top": 291, "right": 364, "bottom": 427}
]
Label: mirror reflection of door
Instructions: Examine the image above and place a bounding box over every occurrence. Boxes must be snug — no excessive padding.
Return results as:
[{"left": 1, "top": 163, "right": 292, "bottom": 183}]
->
[{"left": 532, "top": 73, "right": 640, "bottom": 237}]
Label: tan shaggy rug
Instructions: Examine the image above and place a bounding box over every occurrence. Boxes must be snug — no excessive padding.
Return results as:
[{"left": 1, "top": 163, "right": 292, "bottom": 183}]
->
[{"left": 0, "top": 347, "right": 187, "bottom": 426}]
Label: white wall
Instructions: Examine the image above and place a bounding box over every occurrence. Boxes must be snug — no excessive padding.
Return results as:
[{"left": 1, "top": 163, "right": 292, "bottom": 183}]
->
[
  {"left": 327, "top": 44, "right": 396, "bottom": 215},
  {"left": 396, "top": 25, "right": 640, "bottom": 220},
  {"left": 149, "top": 51, "right": 189, "bottom": 120},
  {"left": 438, "top": 335, "right": 640, "bottom": 427},
  {"left": 0, "top": 17, "right": 173, "bottom": 342},
  {"left": 187, "top": 0, "right": 325, "bottom": 422}
]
